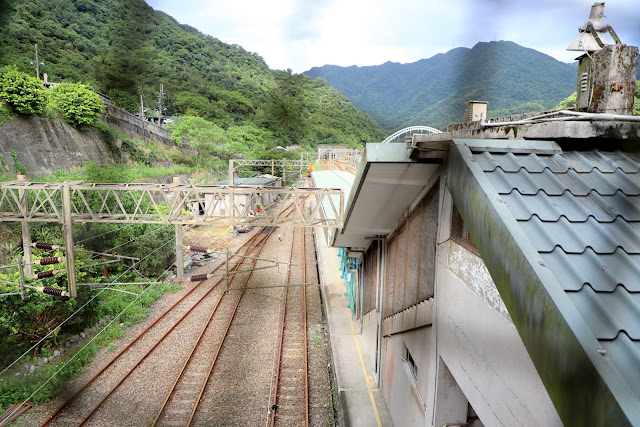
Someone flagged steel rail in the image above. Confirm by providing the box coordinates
[40,229,266,427]
[153,213,286,426]
[76,231,272,426]
[187,225,280,426]
[269,222,310,426]
[269,225,296,426]
[302,225,309,427]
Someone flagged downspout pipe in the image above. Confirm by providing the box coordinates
[366,236,386,388]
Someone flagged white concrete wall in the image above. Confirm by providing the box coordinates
[430,187,563,427]
[381,327,431,427]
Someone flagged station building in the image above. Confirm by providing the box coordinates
[314,110,640,426]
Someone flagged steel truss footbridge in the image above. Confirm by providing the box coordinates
[0,178,343,297]
[381,126,442,144]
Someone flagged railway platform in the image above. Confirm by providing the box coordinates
[314,226,393,427]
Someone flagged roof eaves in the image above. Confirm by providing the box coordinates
[446,142,640,425]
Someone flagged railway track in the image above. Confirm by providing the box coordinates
[34,195,336,426]
[40,221,277,426]
[268,220,310,426]
[152,225,280,426]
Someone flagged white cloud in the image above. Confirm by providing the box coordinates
[146,0,640,72]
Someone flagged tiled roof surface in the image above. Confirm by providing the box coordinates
[475,149,640,400]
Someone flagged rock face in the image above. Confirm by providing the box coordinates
[0,116,113,176]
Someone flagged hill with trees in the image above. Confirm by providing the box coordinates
[0,0,386,149]
[305,41,580,131]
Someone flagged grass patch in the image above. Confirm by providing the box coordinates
[0,103,15,125]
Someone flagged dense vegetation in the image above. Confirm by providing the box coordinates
[0,0,386,146]
[305,41,580,131]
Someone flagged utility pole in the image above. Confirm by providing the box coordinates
[157,83,164,125]
[139,87,146,141]
[35,44,39,79]
[31,44,44,80]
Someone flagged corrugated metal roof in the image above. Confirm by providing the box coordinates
[473,148,640,416]
[219,177,278,185]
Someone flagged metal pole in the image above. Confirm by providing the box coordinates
[18,260,25,300]
[225,247,230,293]
[62,181,77,297]
[18,175,33,278]
[173,177,184,279]
[34,44,40,79]
[271,159,275,178]
[376,238,386,387]
[229,160,235,225]
[282,159,286,185]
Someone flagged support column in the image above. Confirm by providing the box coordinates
[17,175,33,277]
[62,181,77,297]
[282,159,286,185]
[228,160,235,225]
[173,177,184,279]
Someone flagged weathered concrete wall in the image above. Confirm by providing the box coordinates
[432,240,563,426]
[382,327,430,427]
[589,45,639,114]
[0,116,113,176]
[103,104,173,146]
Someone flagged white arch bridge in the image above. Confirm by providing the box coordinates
[381,126,442,144]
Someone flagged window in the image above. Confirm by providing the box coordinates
[451,204,478,254]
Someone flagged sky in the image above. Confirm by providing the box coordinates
[146,0,640,73]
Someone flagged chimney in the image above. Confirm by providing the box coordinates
[465,101,488,122]
[567,2,639,114]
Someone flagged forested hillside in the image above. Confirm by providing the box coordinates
[305,41,579,131]
[0,0,386,147]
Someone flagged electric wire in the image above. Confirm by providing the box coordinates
[104,224,167,253]
[1,234,177,423]
[0,229,173,378]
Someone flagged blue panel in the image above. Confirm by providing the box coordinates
[486,168,588,195]
[567,287,640,340]
[540,247,640,292]
[561,151,640,173]
[502,191,613,222]
[601,335,640,399]
[475,151,568,173]
[519,217,640,254]
[470,148,640,413]
[576,169,640,196]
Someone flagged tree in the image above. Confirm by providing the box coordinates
[49,83,104,126]
[0,65,47,115]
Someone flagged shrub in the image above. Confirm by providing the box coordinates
[0,65,47,115]
[49,83,104,127]
[10,150,26,175]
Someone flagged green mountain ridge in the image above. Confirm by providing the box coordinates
[305,41,580,131]
[0,0,386,149]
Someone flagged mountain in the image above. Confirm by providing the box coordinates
[0,0,386,147]
[305,41,579,131]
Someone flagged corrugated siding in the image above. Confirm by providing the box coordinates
[384,184,438,317]
[364,241,378,315]
[476,149,640,401]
